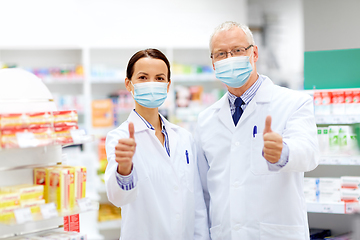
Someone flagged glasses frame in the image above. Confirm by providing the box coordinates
[211,44,254,59]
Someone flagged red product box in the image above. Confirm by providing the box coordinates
[345,91,353,104]
[53,110,78,128]
[0,113,28,130]
[332,90,345,104]
[27,112,53,129]
[353,90,360,103]
[321,91,332,105]
[313,91,322,106]
[1,127,54,149]
[54,126,79,144]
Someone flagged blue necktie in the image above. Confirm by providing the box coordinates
[233,97,244,126]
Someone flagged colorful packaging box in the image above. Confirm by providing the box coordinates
[0,192,20,208]
[48,166,75,211]
[1,127,54,149]
[54,126,78,144]
[1,184,44,202]
[20,199,46,214]
[27,112,53,129]
[0,113,28,130]
[53,110,78,128]
[74,166,87,200]
[0,205,19,223]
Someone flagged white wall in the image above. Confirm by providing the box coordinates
[304,0,360,51]
[248,0,304,89]
[0,0,247,48]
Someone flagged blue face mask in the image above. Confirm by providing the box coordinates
[131,82,168,108]
[214,56,253,88]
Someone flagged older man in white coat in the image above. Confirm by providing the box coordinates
[195,21,319,240]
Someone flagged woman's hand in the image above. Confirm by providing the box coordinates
[115,122,136,175]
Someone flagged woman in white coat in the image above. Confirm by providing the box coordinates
[105,49,209,240]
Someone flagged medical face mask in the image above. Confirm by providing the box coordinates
[131,81,168,108]
[214,56,253,88]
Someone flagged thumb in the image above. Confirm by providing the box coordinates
[263,115,272,135]
[128,122,135,139]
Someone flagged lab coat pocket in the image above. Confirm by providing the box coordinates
[260,222,305,240]
[210,224,221,240]
[251,135,273,175]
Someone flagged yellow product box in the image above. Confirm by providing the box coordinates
[20,199,46,214]
[1,184,44,201]
[48,166,75,212]
[74,166,87,200]
[34,167,55,203]
[0,205,19,223]
[0,192,20,208]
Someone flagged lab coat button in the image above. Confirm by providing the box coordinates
[174,185,179,191]
[176,214,180,220]
[235,142,240,147]
[233,224,241,231]
[233,182,240,188]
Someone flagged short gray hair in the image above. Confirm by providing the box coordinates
[210,21,255,51]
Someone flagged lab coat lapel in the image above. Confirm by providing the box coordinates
[167,126,178,161]
[159,114,179,161]
[236,76,274,126]
[217,92,236,133]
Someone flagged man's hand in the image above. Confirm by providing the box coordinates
[115,122,136,175]
[263,116,283,163]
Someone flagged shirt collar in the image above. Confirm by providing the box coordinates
[228,74,264,106]
[128,109,175,133]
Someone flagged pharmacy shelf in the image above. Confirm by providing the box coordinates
[316,115,360,125]
[43,79,84,84]
[0,217,63,239]
[319,156,360,165]
[307,201,359,214]
[98,219,121,230]
[0,200,99,239]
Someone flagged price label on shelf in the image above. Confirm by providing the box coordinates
[350,157,360,165]
[319,156,331,165]
[331,157,341,165]
[16,132,38,148]
[40,203,58,219]
[77,197,93,212]
[70,129,86,144]
[14,207,33,224]
[321,204,333,213]
[345,202,359,214]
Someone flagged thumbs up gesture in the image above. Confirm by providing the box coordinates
[115,122,137,175]
[263,116,283,163]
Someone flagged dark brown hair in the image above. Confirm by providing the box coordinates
[126,48,171,81]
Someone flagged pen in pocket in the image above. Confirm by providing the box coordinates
[185,150,189,164]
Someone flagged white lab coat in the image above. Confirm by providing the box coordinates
[105,110,210,240]
[195,75,319,240]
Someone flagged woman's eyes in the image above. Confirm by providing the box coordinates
[137,76,166,81]
[156,77,166,81]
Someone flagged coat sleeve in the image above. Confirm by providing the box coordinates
[191,134,211,240]
[194,126,211,231]
[280,95,320,173]
[104,127,138,207]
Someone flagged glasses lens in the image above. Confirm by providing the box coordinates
[232,48,246,56]
[214,52,226,60]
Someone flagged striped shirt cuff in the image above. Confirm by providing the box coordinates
[267,142,289,171]
[115,166,137,190]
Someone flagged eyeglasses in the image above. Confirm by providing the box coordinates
[211,45,253,60]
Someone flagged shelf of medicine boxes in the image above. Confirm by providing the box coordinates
[315,113,360,165]
[0,141,97,239]
[306,201,360,214]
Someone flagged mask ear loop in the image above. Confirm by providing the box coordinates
[129,80,135,97]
